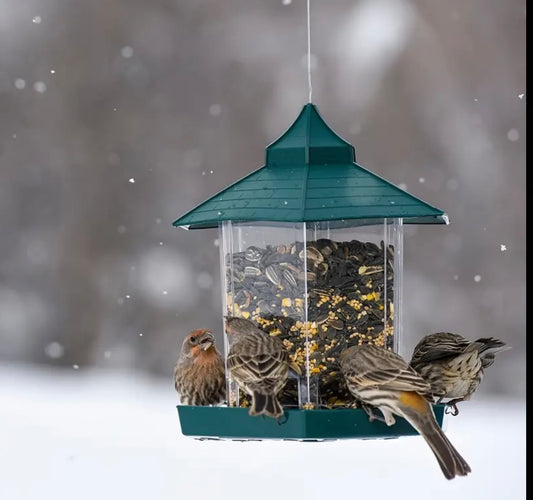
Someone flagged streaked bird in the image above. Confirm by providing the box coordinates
[410,332,510,415]
[174,329,226,406]
[225,316,290,419]
[340,343,471,480]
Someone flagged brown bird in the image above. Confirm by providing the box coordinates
[340,343,471,480]
[174,329,226,406]
[225,316,290,419]
[410,332,510,415]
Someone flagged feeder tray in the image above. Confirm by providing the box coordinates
[177,405,446,441]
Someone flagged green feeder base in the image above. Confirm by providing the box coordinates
[177,405,446,441]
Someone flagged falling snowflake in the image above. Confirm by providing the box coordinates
[14,79,26,89]
[418,177,425,183]
[104,351,112,359]
[128,178,135,183]
[474,275,482,283]
[72,364,80,370]
[518,93,524,99]
[32,16,42,24]
[507,129,520,142]
[121,46,134,58]
[45,342,64,359]
[453,275,459,281]
[50,69,56,74]
[282,0,292,4]
[33,81,47,93]
[500,244,507,251]
[209,104,222,116]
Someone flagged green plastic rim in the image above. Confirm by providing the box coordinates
[177,405,446,441]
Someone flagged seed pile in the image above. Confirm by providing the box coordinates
[225,238,395,408]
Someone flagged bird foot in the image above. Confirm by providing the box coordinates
[445,402,460,416]
[361,403,388,424]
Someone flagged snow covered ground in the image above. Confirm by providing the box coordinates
[0,363,526,500]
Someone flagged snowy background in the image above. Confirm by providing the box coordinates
[0,1,526,498]
[0,364,526,500]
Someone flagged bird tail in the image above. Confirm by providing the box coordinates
[471,337,510,368]
[401,400,471,479]
[249,393,284,419]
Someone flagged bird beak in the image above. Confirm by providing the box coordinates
[199,331,215,350]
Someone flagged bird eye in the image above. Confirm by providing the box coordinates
[189,336,197,344]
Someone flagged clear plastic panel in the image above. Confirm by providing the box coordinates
[219,219,404,410]
[388,219,404,353]
[303,220,402,407]
[220,221,310,408]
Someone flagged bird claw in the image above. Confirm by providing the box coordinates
[361,403,388,424]
[445,403,460,416]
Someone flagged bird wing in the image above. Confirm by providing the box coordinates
[228,350,289,383]
[226,326,290,390]
[347,366,431,393]
[343,346,431,394]
[411,335,471,365]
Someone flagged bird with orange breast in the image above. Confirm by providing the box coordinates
[174,329,226,406]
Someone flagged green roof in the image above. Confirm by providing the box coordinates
[173,104,448,229]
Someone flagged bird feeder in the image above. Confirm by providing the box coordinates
[173,103,448,440]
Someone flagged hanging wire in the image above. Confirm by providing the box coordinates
[307,0,313,102]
